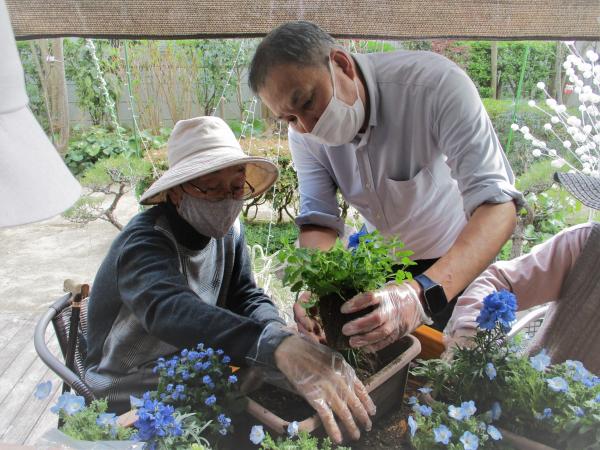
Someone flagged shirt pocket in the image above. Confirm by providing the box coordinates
[382,163,439,228]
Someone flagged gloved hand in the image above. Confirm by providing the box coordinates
[274,335,376,443]
[440,296,481,361]
[293,291,327,344]
[341,282,432,352]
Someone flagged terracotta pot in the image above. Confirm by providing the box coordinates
[413,325,445,359]
[246,334,421,437]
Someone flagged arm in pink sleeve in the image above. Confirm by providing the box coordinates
[445,223,593,337]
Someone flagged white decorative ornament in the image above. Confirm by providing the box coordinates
[543,123,552,130]
[551,116,560,124]
[510,123,519,131]
[520,126,530,134]
[562,141,572,149]
[536,82,546,90]
[532,149,542,157]
[546,99,557,108]
[528,100,536,107]
[551,158,566,168]
[549,149,558,156]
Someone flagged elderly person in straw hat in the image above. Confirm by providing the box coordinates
[444,171,600,374]
[84,116,375,443]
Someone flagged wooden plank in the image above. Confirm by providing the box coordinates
[0,335,41,405]
[23,384,60,446]
[0,316,29,352]
[0,319,35,376]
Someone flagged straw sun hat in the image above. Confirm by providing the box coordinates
[140,116,278,205]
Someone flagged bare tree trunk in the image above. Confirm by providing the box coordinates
[553,41,564,104]
[491,41,498,99]
[510,203,534,259]
[52,39,70,155]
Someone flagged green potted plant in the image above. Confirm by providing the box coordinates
[277,230,415,350]
[408,291,600,449]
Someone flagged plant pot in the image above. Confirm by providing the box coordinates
[246,334,421,438]
[499,428,558,450]
[36,428,142,449]
[413,325,445,359]
[318,289,374,351]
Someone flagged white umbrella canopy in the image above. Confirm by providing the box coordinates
[6,0,600,41]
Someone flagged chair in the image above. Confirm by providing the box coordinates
[34,283,95,404]
[507,304,550,343]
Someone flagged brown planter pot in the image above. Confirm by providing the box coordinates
[318,289,374,351]
[246,334,421,438]
[499,428,558,450]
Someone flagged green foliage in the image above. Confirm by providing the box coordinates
[260,430,350,450]
[79,154,153,189]
[17,42,48,131]
[228,119,266,138]
[243,221,298,255]
[63,39,122,126]
[60,399,134,441]
[277,231,414,305]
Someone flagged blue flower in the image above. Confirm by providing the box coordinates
[407,396,418,405]
[203,375,214,388]
[476,290,517,331]
[460,431,479,450]
[97,413,117,428]
[206,348,214,357]
[181,370,190,381]
[418,386,432,394]
[491,402,502,421]
[595,393,600,403]
[347,227,369,249]
[218,413,232,428]
[417,405,432,417]
[530,349,551,372]
[167,368,175,378]
[222,355,231,364]
[193,362,203,372]
[130,395,144,408]
[51,392,85,416]
[487,425,502,441]
[574,406,585,417]
[460,400,477,419]
[433,424,452,445]
[188,351,200,361]
[547,376,569,393]
[485,362,497,380]
[536,408,553,420]
[134,398,182,443]
[34,381,52,400]
[249,425,265,445]
[407,415,417,437]
[216,349,224,355]
[228,375,238,384]
[205,395,216,406]
[448,405,465,421]
[181,349,188,357]
[287,420,299,437]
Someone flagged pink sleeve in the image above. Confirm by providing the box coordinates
[446,223,593,334]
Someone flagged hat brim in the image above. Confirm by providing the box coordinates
[139,151,279,205]
[0,106,81,228]
[554,171,600,210]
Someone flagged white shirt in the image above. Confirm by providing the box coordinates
[289,50,523,259]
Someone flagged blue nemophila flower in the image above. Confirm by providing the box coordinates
[96,412,117,428]
[181,349,188,357]
[187,351,200,361]
[206,348,214,357]
[433,424,452,445]
[574,406,585,417]
[287,420,299,437]
[530,349,551,372]
[407,396,418,405]
[491,402,502,421]
[487,425,502,441]
[418,386,432,394]
[205,395,216,406]
[51,392,85,415]
[34,380,52,400]
[417,405,433,417]
[222,355,231,364]
[167,368,175,378]
[476,290,517,331]
[347,227,369,249]
[181,370,190,381]
[536,408,553,420]
[460,400,477,419]
[134,397,182,443]
[547,376,569,393]
[249,425,265,445]
[130,395,144,409]
[228,375,238,384]
[193,362,203,372]
[166,384,174,392]
[448,404,465,421]
[460,431,479,450]
[407,415,417,437]
[216,349,224,355]
[218,413,232,428]
[202,375,214,388]
[485,362,497,380]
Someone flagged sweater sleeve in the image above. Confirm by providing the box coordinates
[116,228,287,367]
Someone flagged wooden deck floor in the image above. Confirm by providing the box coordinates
[0,313,61,446]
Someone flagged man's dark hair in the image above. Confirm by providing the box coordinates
[249,21,336,93]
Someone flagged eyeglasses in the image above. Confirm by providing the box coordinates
[186,179,255,201]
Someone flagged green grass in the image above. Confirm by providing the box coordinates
[243,220,298,255]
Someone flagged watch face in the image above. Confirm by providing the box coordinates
[425,284,447,315]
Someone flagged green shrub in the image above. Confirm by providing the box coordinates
[243,221,298,255]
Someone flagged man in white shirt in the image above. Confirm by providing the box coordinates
[249,21,523,352]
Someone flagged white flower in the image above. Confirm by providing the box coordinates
[563,61,572,70]
[563,141,572,149]
[510,123,520,131]
[524,133,533,141]
[567,116,581,126]
[528,100,536,107]
[551,116,560,124]
[586,50,599,62]
[536,81,546,90]
[551,158,566,168]
[249,425,265,445]
[520,126,530,133]
[532,149,542,157]
[583,124,593,134]
[287,421,299,437]
[543,123,552,130]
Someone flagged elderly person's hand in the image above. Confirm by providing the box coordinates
[274,335,376,443]
[340,282,431,352]
[293,291,327,344]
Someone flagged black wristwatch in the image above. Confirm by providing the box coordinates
[414,274,448,318]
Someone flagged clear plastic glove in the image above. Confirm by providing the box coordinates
[274,335,376,443]
[341,282,432,352]
[440,298,481,361]
[293,291,327,344]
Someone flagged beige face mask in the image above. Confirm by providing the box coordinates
[177,194,243,238]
